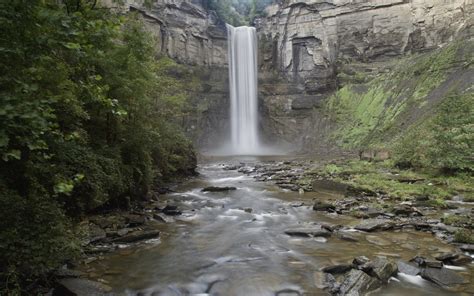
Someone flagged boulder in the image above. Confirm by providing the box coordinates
[421,267,467,287]
[354,219,394,232]
[54,278,111,296]
[322,264,353,274]
[162,205,182,216]
[124,214,146,227]
[284,226,331,238]
[313,201,336,212]
[201,186,237,192]
[396,261,420,276]
[449,254,472,266]
[338,269,381,296]
[111,230,160,243]
[370,258,398,282]
[88,224,106,243]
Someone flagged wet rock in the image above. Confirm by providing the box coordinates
[353,256,370,267]
[324,273,340,294]
[421,267,467,287]
[313,201,336,212]
[449,254,472,266]
[117,228,130,237]
[338,269,381,296]
[153,213,174,223]
[337,232,359,242]
[458,244,474,252]
[162,205,182,216]
[410,255,426,266]
[124,214,146,227]
[366,235,391,246]
[243,208,253,213]
[54,278,111,296]
[397,261,420,276]
[284,226,331,238]
[201,186,237,192]
[370,258,398,282]
[322,264,353,274]
[425,260,443,269]
[392,205,423,217]
[435,253,459,261]
[111,230,160,243]
[88,224,106,243]
[354,219,394,232]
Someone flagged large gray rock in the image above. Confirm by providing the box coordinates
[370,258,398,282]
[421,267,467,287]
[396,261,420,276]
[354,219,394,232]
[54,278,112,296]
[338,269,381,296]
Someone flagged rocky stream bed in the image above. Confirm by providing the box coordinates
[53,157,473,295]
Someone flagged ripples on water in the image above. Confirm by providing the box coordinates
[85,160,473,295]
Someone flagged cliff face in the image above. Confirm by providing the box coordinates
[112,0,231,148]
[257,0,474,150]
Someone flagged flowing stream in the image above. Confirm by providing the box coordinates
[86,157,473,295]
[227,25,260,154]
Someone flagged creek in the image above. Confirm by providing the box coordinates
[85,157,473,295]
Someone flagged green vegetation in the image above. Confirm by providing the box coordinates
[326,41,472,157]
[309,161,474,203]
[454,229,474,244]
[206,0,274,26]
[394,92,473,172]
[0,0,196,292]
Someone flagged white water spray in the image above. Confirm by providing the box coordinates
[227,24,260,154]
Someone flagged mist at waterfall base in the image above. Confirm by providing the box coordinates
[206,25,286,156]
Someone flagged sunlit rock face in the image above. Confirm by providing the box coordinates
[256,0,473,150]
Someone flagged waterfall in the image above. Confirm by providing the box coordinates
[227,24,260,154]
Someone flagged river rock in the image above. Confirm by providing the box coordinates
[322,264,353,274]
[370,258,398,282]
[153,213,174,223]
[88,224,106,243]
[201,186,237,192]
[396,261,420,276]
[111,230,160,243]
[54,278,112,296]
[365,235,391,246]
[392,205,423,217]
[313,201,336,212]
[449,254,472,266]
[124,214,146,227]
[162,205,182,216]
[458,244,474,252]
[338,269,381,296]
[284,226,331,238]
[421,267,467,287]
[354,219,394,232]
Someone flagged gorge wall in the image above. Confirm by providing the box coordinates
[257,0,474,151]
[116,0,473,153]
[109,0,231,148]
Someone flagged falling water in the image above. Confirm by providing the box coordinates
[227,24,260,154]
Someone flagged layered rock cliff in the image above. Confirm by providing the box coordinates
[106,0,231,148]
[257,0,474,151]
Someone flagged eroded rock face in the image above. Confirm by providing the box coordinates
[259,0,472,83]
[257,0,473,149]
[106,1,230,149]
